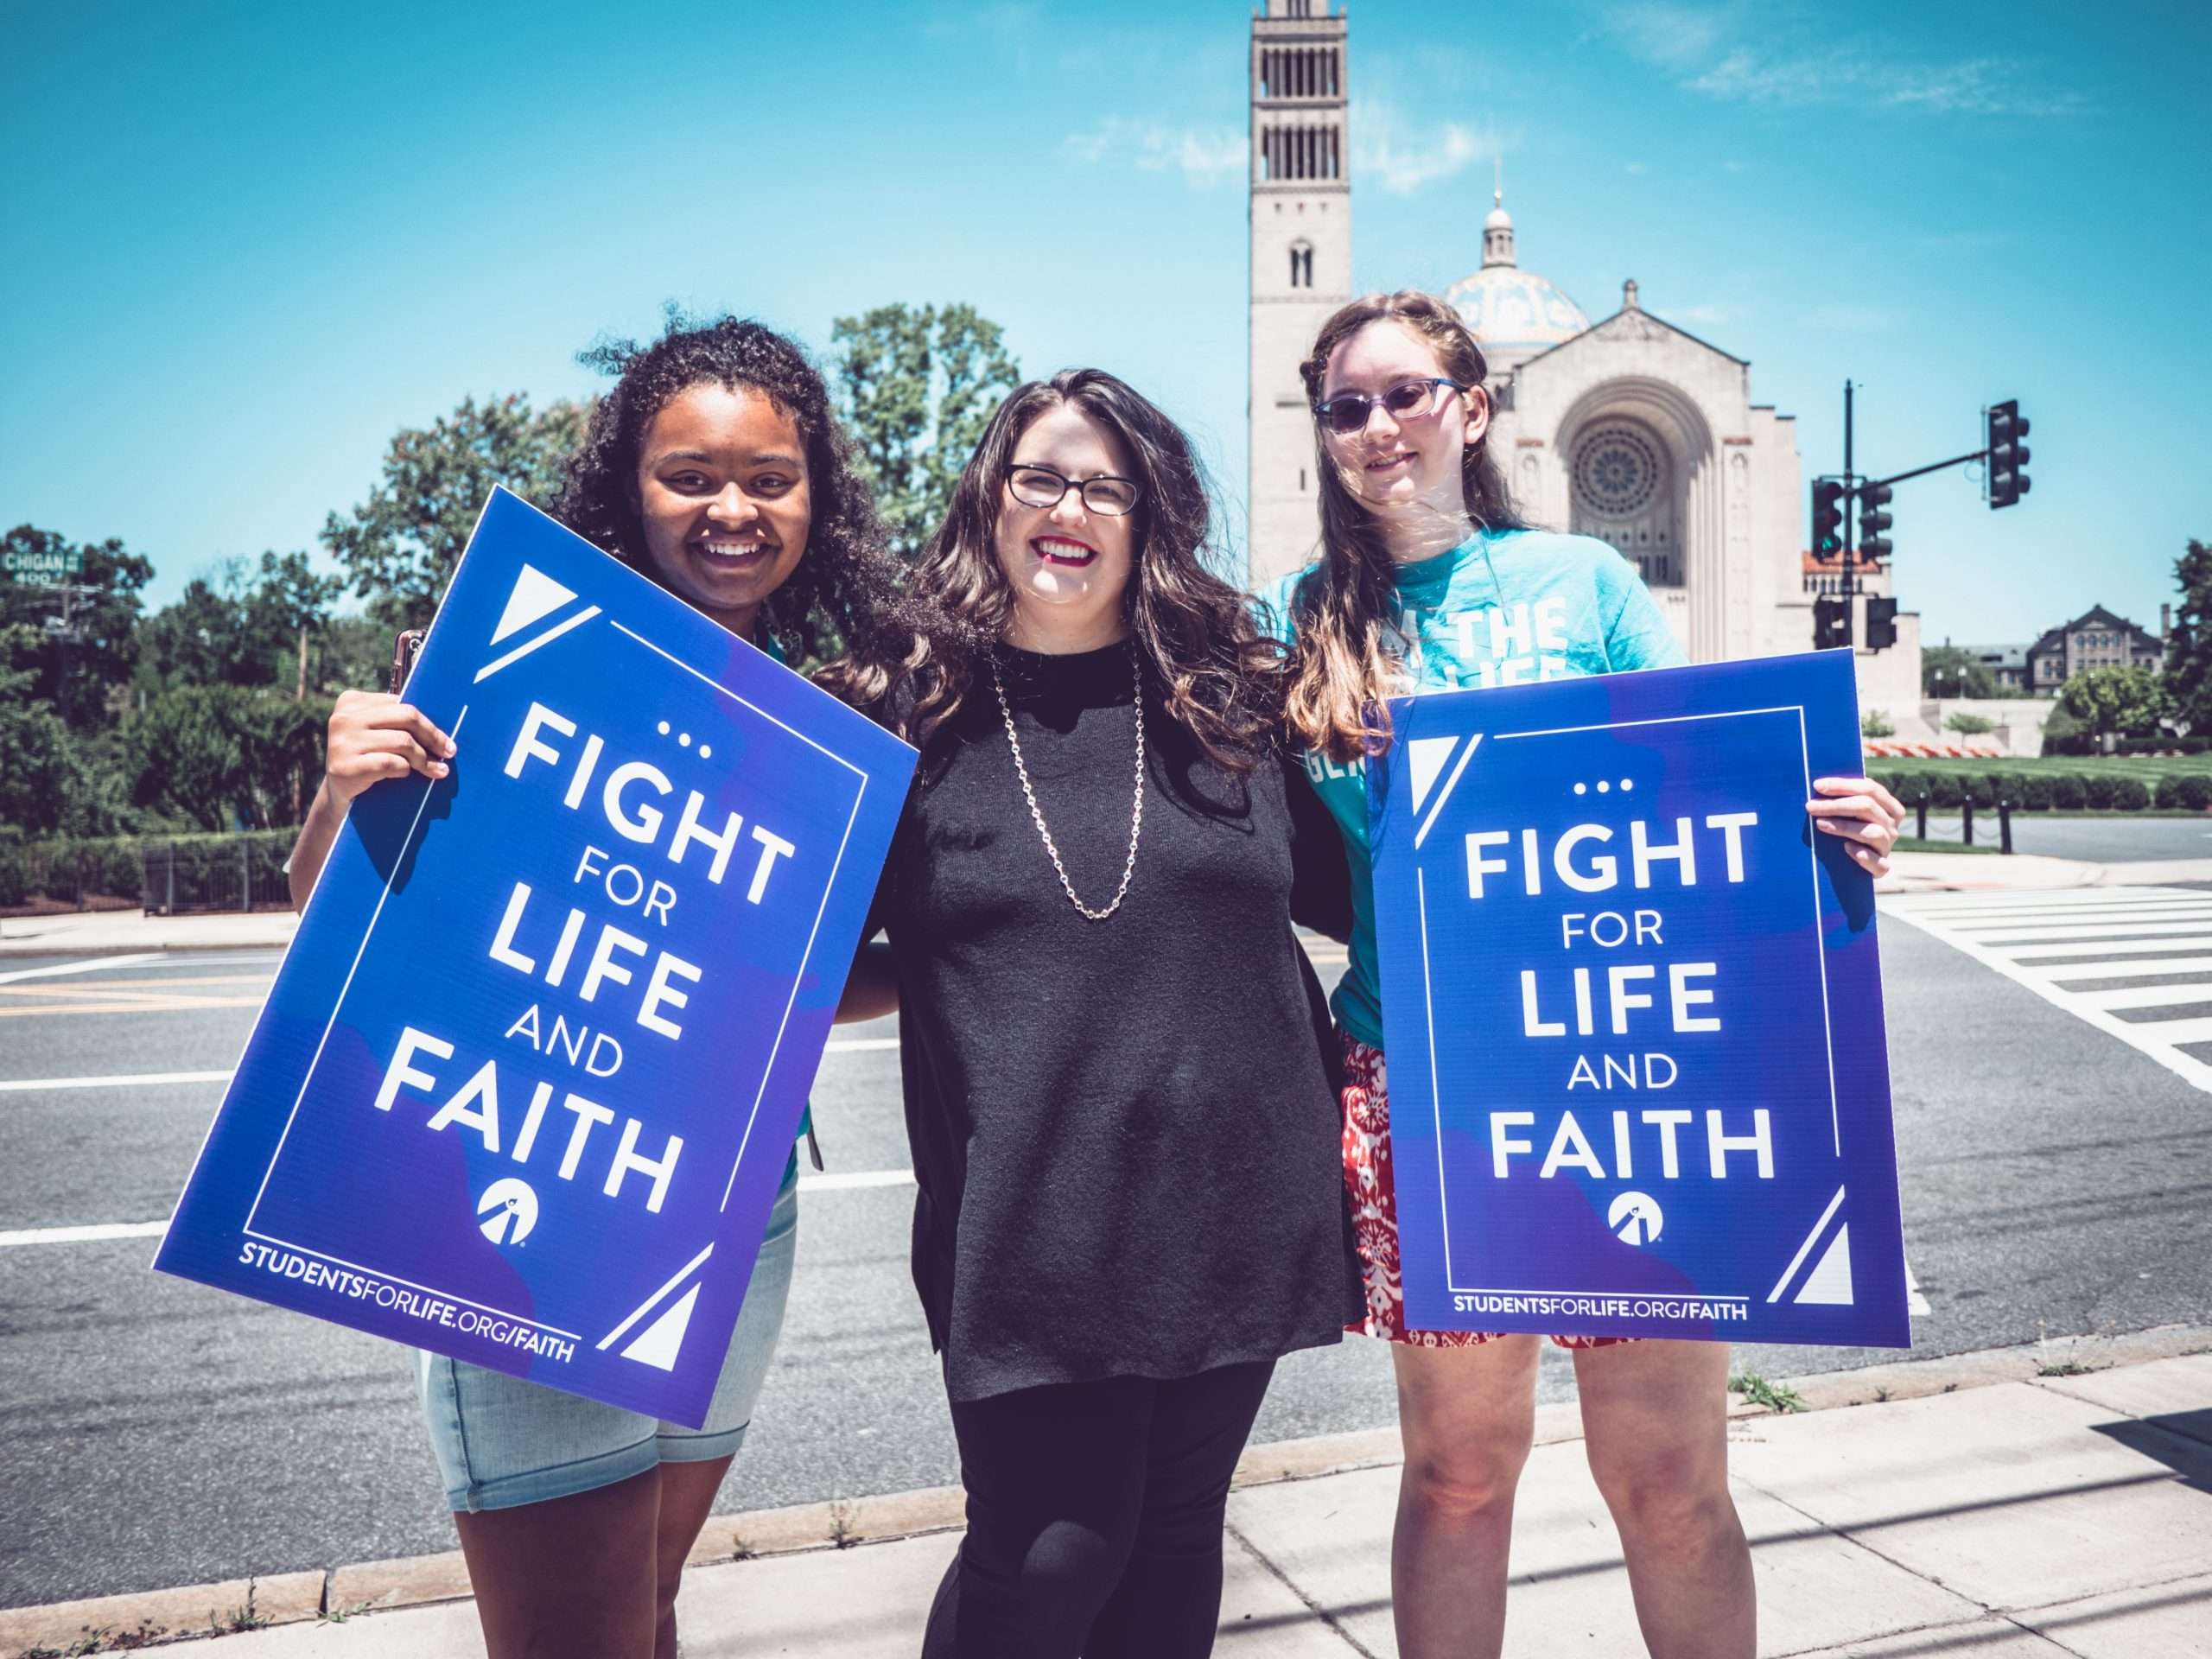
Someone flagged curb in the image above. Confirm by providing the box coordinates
[7,1321,2207,1656]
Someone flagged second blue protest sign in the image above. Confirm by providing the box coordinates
[156,488,916,1425]
[1369,649,1908,1346]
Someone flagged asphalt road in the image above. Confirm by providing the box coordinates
[3,918,2209,1608]
[1915,811,2212,862]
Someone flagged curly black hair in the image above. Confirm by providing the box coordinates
[554,309,900,667]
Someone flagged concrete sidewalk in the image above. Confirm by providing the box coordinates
[0,907,296,958]
[8,1328,2206,1658]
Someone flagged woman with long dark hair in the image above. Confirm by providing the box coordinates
[823,368,1362,1658]
[1259,290,1905,1659]
[286,314,900,1659]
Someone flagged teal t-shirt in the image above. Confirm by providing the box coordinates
[1256,527,1687,1048]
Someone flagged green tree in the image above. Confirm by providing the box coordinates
[317,613,402,696]
[2164,538,2212,732]
[2059,664,2171,743]
[1943,710,1997,735]
[1921,645,1999,701]
[140,551,340,696]
[0,526,152,728]
[830,302,1021,560]
[1859,709,1896,738]
[127,684,331,831]
[0,642,73,836]
[322,395,590,632]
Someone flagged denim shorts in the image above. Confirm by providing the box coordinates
[416,1166,800,1512]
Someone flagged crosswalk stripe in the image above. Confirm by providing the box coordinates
[1890,886,2212,1053]
[1883,886,2212,1095]
[2034,956,2212,982]
[2006,936,2212,961]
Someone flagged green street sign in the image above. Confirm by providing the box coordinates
[1,545,84,581]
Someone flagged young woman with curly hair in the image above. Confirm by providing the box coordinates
[285,314,901,1659]
[823,369,1363,1658]
[1257,290,1906,1659]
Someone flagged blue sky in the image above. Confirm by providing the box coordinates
[3,0,2203,649]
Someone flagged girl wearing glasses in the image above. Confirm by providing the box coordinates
[822,368,1362,1658]
[1257,291,1904,1659]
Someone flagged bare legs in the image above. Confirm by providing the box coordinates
[1576,1341,1752,1659]
[453,1453,735,1659]
[1388,1338,1752,1659]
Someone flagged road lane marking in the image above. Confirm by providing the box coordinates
[0,1069,236,1094]
[0,995,268,1019]
[0,1037,901,1096]
[1885,886,2212,1094]
[0,1167,920,1249]
[0,953,162,986]
[0,1219,170,1247]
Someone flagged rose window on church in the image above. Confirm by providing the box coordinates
[1570,422,1679,586]
[1572,427,1662,519]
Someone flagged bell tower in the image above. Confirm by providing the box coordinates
[1247,0,1350,587]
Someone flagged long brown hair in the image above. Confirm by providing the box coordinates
[1281,290,1527,764]
[823,369,1282,771]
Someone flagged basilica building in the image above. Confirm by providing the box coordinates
[1245,0,1922,721]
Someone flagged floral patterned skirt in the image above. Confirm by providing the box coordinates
[1339,1032,1637,1351]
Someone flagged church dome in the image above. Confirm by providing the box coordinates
[1445,265,1591,357]
[1446,182,1590,365]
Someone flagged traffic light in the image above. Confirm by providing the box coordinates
[1814,596,1852,650]
[1811,479,1845,560]
[1988,399,2031,509]
[1864,596,1898,651]
[1858,482,1893,561]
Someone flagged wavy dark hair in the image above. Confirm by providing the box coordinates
[821,368,1280,771]
[1283,289,1529,763]
[554,311,899,666]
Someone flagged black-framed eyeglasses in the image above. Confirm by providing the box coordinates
[1006,464,1142,517]
[1311,377,1469,435]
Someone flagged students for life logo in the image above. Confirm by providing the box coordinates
[476,1179,539,1245]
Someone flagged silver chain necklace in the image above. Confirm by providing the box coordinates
[990,643,1146,922]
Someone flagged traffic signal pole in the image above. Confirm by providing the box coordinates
[1807,388,2032,653]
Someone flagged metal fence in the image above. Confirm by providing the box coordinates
[141,836,294,914]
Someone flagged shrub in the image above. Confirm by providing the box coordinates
[2010,772,2056,811]
[1870,771,1913,811]
[2105,776,2152,811]
[2048,773,2088,810]
[1922,772,1963,810]
[1945,712,1997,735]
[2083,772,2120,810]
[1860,709,1896,739]
[0,831,296,914]
[2158,773,2212,811]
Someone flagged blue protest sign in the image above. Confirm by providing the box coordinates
[1369,650,1907,1346]
[156,488,915,1425]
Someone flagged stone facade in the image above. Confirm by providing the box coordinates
[1242,3,1923,722]
[2024,605,2165,696]
[1246,0,1349,587]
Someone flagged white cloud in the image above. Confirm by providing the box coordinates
[1061,118,1249,188]
[1352,103,1504,196]
[1672,303,1730,326]
[1595,4,2088,117]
